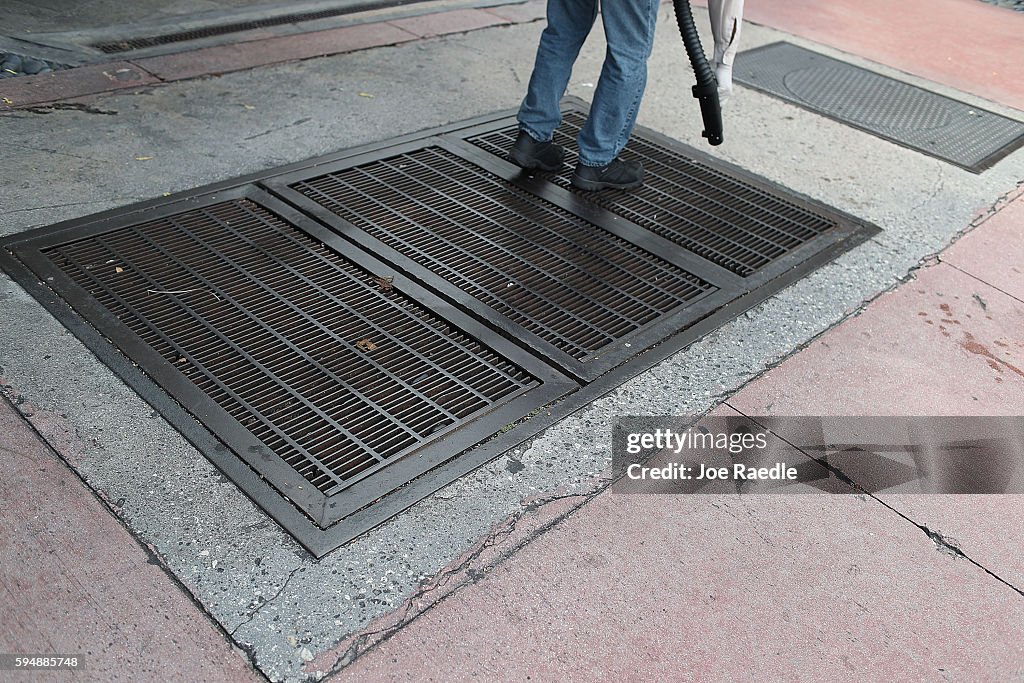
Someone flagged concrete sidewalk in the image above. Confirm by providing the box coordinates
[332,180,1024,683]
[1,0,1023,680]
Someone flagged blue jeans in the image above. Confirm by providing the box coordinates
[517,0,659,167]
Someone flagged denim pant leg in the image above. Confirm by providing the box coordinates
[517,0,599,143]
[576,0,659,166]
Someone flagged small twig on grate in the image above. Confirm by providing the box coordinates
[146,288,223,302]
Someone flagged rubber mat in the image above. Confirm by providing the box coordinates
[0,99,878,555]
[733,42,1024,173]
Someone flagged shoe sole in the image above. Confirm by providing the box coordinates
[509,148,563,174]
[570,174,644,192]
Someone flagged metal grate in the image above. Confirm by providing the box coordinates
[733,42,1024,173]
[2,101,879,553]
[291,147,715,361]
[42,198,537,496]
[468,111,837,276]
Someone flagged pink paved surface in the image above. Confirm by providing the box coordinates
[333,193,1024,683]
[0,63,157,110]
[725,195,1024,598]
[336,476,1024,681]
[729,263,1024,417]
[0,396,258,682]
[943,191,1024,302]
[388,8,509,38]
[696,0,1024,111]
[133,21,419,82]
[727,194,1024,417]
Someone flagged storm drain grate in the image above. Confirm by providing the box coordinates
[1,100,878,555]
[468,111,837,276]
[733,41,1024,173]
[45,197,540,494]
[288,146,717,370]
[8,188,572,542]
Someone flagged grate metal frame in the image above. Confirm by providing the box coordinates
[733,42,1024,174]
[0,98,879,556]
[1,185,576,554]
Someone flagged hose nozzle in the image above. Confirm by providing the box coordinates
[673,0,724,146]
[692,81,724,146]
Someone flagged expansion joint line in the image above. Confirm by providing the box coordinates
[726,404,1024,599]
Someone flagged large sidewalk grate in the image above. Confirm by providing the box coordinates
[44,198,541,498]
[4,188,574,540]
[288,146,716,371]
[733,42,1024,173]
[0,99,878,555]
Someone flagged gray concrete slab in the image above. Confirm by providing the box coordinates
[1,9,1022,682]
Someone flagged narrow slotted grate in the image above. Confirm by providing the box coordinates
[291,146,715,361]
[43,198,537,496]
[468,111,837,276]
[733,42,1024,173]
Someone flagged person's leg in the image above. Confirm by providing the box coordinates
[574,0,659,167]
[707,0,744,103]
[517,0,599,142]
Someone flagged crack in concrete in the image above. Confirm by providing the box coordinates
[318,488,598,677]
[966,179,1024,231]
[2,199,111,215]
[230,562,306,638]
[943,263,1024,306]
[2,141,95,161]
[243,117,313,141]
[927,177,1024,266]
[709,500,777,547]
[726,406,1024,599]
[508,63,522,86]
[0,438,46,463]
[885,504,1023,597]
[906,164,947,218]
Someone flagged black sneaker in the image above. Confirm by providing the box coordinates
[571,158,644,191]
[509,130,565,172]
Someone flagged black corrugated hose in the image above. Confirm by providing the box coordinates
[673,0,724,145]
